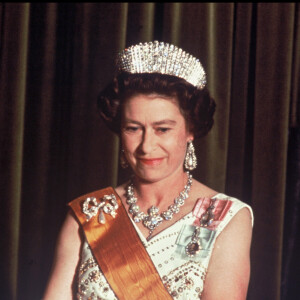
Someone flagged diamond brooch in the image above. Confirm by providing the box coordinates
[82,194,118,224]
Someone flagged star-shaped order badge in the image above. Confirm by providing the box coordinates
[175,197,232,260]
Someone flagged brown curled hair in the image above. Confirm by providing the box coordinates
[97,72,216,139]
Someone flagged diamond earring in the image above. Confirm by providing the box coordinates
[184,141,197,171]
[120,149,129,169]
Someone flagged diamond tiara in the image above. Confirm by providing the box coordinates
[116,41,206,90]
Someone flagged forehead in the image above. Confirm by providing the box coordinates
[122,94,182,118]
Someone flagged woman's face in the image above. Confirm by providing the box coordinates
[121,94,193,183]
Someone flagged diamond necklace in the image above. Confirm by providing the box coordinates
[126,172,193,240]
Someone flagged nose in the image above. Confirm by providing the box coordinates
[139,129,156,154]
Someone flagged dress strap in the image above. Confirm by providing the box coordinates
[68,187,172,300]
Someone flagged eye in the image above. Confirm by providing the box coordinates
[124,126,140,132]
[156,127,171,133]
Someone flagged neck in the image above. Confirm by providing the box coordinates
[132,170,190,209]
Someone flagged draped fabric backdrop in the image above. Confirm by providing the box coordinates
[0,3,299,300]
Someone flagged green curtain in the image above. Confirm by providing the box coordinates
[0,3,299,300]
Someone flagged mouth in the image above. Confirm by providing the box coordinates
[138,158,164,166]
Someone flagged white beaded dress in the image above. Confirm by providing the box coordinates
[76,193,253,300]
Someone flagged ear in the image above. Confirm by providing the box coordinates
[185,121,194,142]
[187,131,194,143]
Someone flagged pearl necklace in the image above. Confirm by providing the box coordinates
[126,172,193,240]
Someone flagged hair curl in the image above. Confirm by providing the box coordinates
[97,72,216,139]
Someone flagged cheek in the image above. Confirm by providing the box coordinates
[167,133,188,155]
[179,136,189,147]
[177,130,190,146]
[121,134,139,153]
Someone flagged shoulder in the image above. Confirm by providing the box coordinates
[189,179,218,200]
[68,186,118,221]
[188,178,253,227]
[210,194,253,271]
[69,186,116,206]
[215,193,253,228]
[115,182,128,199]
[210,193,253,276]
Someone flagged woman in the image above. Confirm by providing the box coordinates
[43,41,253,299]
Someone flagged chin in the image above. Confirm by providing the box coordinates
[133,165,182,184]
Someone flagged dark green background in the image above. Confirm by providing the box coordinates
[1,3,299,300]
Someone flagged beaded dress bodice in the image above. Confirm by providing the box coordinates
[76,193,253,300]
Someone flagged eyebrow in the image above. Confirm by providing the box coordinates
[123,119,177,126]
[153,120,177,126]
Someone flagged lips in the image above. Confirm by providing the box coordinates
[138,158,164,166]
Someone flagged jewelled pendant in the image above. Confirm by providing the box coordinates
[98,209,106,224]
[185,240,202,257]
[143,213,163,231]
[185,226,202,257]
[200,208,215,227]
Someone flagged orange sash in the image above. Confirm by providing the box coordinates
[68,187,172,300]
